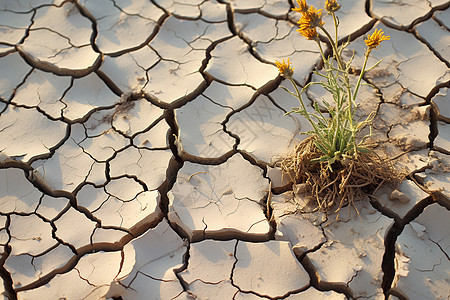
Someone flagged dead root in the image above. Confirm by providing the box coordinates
[278,136,404,218]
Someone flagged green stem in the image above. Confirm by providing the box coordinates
[319,26,344,71]
[288,77,322,138]
[319,25,353,116]
[318,24,351,157]
[316,40,328,69]
[332,12,338,46]
[353,49,371,101]
[320,23,359,157]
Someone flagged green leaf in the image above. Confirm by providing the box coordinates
[357,147,372,153]
[366,59,382,71]
[285,109,302,116]
[280,86,299,98]
[304,130,318,135]
[322,100,333,111]
[311,156,328,163]
[314,141,329,156]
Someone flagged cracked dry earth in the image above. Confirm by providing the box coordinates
[0,0,449,299]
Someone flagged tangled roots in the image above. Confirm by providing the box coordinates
[279,136,404,217]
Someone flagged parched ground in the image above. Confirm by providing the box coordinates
[0,0,449,299]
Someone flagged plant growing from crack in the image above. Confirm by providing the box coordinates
[277,0,402,217]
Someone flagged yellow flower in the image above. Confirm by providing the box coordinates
[292,0,309,14]
[325,0,340,13]
[275,59,295,78]
[365,29,390,49]
[297,26,318,40]
[297,6,324,31]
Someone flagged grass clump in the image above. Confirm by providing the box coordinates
[276,0,403,216]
